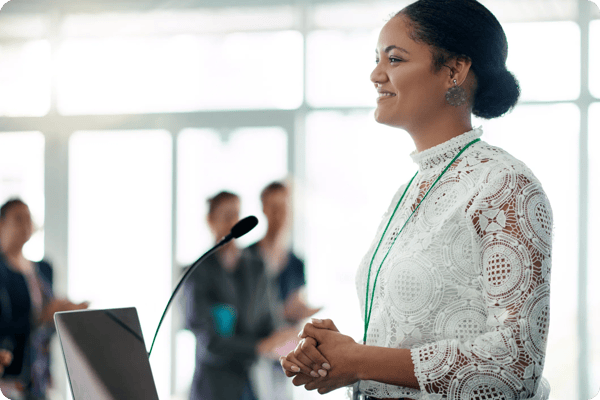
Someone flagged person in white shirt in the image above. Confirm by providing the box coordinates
[279,1,552,399]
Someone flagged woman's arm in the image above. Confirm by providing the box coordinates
[282,321,419,394]
[354,345,419,388]
[409,168,552,398]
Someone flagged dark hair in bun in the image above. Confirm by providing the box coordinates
[397,0,521,119]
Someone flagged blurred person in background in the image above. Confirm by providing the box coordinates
[246,181,321,400]
[0,198,88,400]
[184,191,299,400]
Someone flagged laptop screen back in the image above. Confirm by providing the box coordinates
[54,308,160,400]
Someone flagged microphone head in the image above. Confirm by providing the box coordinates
[231,216,258,239]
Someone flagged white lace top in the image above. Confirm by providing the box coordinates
[355,128,552,400]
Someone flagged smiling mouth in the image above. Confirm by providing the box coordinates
[377,93,396,100]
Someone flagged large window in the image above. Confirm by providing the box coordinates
[68,130,173,398]
[57,30,303,114]
[306,30,378,107]
[0,2,597,400]
[504,21,580,101]
[0,40,51,116]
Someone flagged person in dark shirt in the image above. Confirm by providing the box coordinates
[0,198,88,399]
[246,182,320,399]
[184,191,299,400]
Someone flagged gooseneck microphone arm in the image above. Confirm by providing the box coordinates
[148,215,259,357]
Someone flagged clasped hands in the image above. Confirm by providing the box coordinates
[279,319,361,394]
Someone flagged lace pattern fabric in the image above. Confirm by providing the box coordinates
[355,128,552,399]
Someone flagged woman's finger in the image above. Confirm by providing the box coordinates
[279,355,302,375]
[284,370,296,378]
[279,357,297,377]
[281,352,315,377]
[310,318,339,332]
[291,373,314,387]
[294,337,330,373]
[318,386,334,395]
[303,377,325,391]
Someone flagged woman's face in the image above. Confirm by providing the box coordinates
[0,202,34,250]
[207,198,240,242]
[370,16,449,131]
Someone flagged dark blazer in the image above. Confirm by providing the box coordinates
[0,253,54,397]
[183,249,273,400]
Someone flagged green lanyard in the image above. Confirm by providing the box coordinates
[363,138,480,344]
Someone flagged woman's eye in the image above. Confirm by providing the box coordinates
[375,57,403,65]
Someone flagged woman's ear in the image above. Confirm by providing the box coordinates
[445,56,473,87]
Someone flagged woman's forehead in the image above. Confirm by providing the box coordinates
[376,16,420,52]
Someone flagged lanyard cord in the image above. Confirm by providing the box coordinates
[362,138,480,344]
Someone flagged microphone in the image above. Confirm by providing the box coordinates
[148,215,259,357]
[225,215,259,241]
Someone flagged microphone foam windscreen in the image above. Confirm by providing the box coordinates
[231,216,258,238]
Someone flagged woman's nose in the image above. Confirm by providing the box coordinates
[370,64,386,86]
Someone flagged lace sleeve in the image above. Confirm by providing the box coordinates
[410,165,552,399]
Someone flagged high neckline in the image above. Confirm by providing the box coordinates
[410,127,483,171]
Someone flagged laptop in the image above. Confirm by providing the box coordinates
[54,307,160,400]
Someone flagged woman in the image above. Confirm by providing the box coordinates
[183,191,299,400]
[280,1,552,399]
[0,199,87,399]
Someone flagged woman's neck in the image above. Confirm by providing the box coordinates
[408,114,473,153]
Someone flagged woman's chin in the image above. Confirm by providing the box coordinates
[373,109,386,124]
[373,110,402,128]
